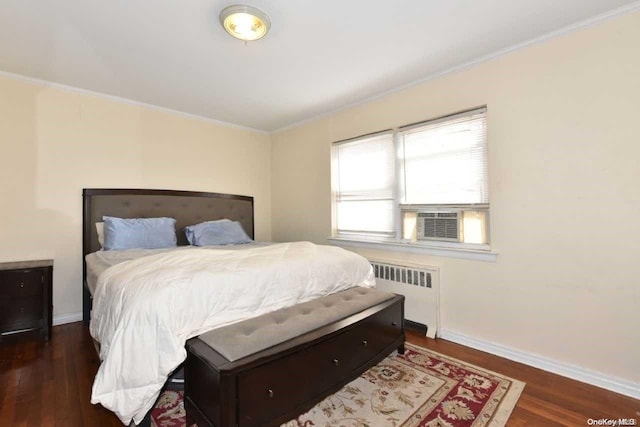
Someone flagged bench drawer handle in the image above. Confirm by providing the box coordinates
[267,389,274,398]
[362,340,368,347]
[332,359,339,366]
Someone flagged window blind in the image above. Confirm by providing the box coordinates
[400,109,488,205]
[333,132,395,235]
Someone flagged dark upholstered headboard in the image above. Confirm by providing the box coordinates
[82,188,254,322]
[83,188,254,254]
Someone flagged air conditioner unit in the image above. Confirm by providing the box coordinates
[417,211,461,242]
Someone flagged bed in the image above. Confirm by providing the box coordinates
[82,188,405,426]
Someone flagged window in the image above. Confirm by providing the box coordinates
[331,107,489,250]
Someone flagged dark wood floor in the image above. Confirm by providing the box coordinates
[0,323,638,426]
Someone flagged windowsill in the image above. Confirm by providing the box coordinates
[328,237,498,262]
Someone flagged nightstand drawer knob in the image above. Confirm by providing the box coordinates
[332,359,339,366]
[20,283,24,288]
[362,340,368,347]
[392,321,397,327]
[267,389,274,398]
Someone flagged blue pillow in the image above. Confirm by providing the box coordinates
[184,219,231,245]
[185,220,252,246]
[102,216,177,250]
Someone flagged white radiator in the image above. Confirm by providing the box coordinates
[369,259,440,339]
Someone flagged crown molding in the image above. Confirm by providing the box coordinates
[0,69,268,135]
[273,1,640,133]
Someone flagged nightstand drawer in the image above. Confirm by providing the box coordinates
[0,297,42,330]
[0,270,44,298]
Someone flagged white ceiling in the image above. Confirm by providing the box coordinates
[0,1,637,131]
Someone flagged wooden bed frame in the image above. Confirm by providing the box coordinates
[81,188,405,427]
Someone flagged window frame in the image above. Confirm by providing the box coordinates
[330,107,494,259]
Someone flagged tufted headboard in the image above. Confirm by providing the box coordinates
[82,188,254,323]
[83,188,254,254]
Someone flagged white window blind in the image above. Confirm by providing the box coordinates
[333,132,395,236]
[400,109,488,205]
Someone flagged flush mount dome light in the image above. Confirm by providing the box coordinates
[219,5,271,41]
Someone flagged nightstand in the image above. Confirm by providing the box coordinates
[0,259,53,341]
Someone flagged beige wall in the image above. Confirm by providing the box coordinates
[271,11,640,384]
[0,76,271,318]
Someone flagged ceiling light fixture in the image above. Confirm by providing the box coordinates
[219,5,271,42]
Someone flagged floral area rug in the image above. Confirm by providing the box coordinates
[152,343,524,427]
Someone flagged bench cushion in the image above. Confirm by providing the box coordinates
[198,287,394,362]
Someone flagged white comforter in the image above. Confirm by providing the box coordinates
[89,242,374,425]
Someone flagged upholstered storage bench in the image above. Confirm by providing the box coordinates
[185,287,405,427]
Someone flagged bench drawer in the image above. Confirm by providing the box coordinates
[351,299,403,365]
[237,330,349,426]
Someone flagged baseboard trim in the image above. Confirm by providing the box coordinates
[53,312,83,326]
[439,328,640,400]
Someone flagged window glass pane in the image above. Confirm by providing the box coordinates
[336,200,394,234]
[336,134,394,199]
[402,112,488,204]
[402,211,417,240]
[462,210,488,244]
